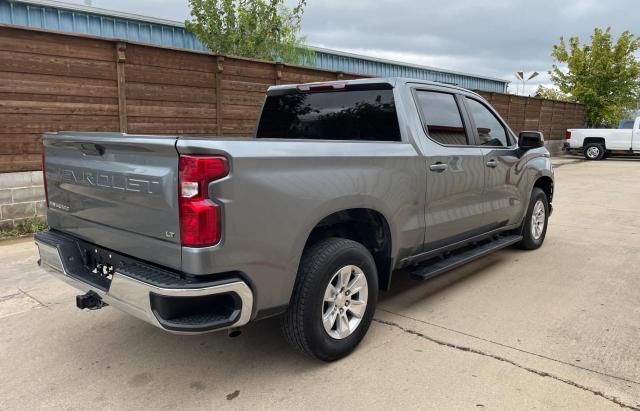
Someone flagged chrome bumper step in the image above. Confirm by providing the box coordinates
[35,230,253,334]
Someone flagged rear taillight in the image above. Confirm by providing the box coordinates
[565,130,572,140]
[42,145,49,208]
[178,155,229,247]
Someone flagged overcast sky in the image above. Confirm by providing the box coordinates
[68,0,640,94]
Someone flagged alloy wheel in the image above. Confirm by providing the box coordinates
[531,199,546,240]
[322,265,369,339]
[586,146,600,159]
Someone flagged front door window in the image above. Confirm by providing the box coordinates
[465,98,510,147]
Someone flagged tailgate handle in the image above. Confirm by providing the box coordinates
[79,143,105,156]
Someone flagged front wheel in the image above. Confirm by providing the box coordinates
[515,187,549,250]
[281,237,378,361]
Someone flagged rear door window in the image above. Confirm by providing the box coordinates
[256,86,401,141]
[414,91,469,146]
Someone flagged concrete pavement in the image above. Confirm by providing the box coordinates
[1,158,639,410]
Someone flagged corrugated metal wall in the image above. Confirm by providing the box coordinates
[312,49,506,92]
[0,1,208,51]
[0,0,509,92]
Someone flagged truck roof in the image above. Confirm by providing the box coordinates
[268,77,482,98]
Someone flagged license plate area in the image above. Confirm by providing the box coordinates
[37,230,188,292]
[37,231,116,292]
[78,246,117,291]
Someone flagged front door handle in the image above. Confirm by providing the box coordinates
[486,159,498,168]
[429,162,448,172]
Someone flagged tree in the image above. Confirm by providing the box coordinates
[534,85,574,102]
[549,27,640,127]
[185,0,313,64]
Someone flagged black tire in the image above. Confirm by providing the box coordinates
[583,143,605,160]
[281,237,378,361]
[515,187,549,250]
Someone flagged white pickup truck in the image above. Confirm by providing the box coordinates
[564,116,640,160]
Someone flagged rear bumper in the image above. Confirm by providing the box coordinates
[35,231,253,334]
[562,142,580,153]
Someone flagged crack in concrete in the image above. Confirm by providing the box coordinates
[374,318,639,410]
[0,293,22,303]
[17,288,48,309]
[377,308,640,386]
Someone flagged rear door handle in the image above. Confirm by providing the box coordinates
[486,159,498,168]
[429,162,448,172]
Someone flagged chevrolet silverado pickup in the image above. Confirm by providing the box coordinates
[564,116,640,160]
[36,78,554,361]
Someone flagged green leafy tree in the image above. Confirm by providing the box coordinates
[185,0,313,64]
[534,85,574,102]
[549,27,640,127]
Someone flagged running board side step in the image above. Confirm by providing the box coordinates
[410,235,523,281]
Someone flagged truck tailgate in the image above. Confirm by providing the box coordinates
[43,132,182,270]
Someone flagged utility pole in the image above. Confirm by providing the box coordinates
[514,72,524,95]
[525,72,539,96]
[513,71,539,96]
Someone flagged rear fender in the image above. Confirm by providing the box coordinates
[290,195,398,273]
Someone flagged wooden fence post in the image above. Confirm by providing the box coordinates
[523,97,529,134]
[275,62,283,85]
[216,56,224,136]
[535,99,542,132]
[549,101,556,139]
[506,95,513,128]
[116,42,127,133]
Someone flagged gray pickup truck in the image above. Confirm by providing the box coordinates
[35,77,554,361]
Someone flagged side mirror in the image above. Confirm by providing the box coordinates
[518,131,544,150]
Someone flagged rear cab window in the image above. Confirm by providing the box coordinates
[414,90,470,146]
[621,120,634,129]
[256,84,401,142]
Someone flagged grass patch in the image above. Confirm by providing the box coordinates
[0,217,48,240]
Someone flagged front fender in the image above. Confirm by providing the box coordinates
[522,150,554,206]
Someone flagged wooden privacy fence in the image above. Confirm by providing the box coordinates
[475,91,585,143]
[0,25,585,173]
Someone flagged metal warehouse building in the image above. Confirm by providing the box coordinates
[0,0,510,92]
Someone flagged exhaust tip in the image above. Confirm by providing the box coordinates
[228,328,242,338]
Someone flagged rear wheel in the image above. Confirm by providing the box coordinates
[584,143,605,160]
[281,238,378,361]
[515,188,549,250]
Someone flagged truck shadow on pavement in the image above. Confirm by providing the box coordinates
[54,252,508,374]
[42,253,509,393]
[379,255,505,308]
[23,244,638,408]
